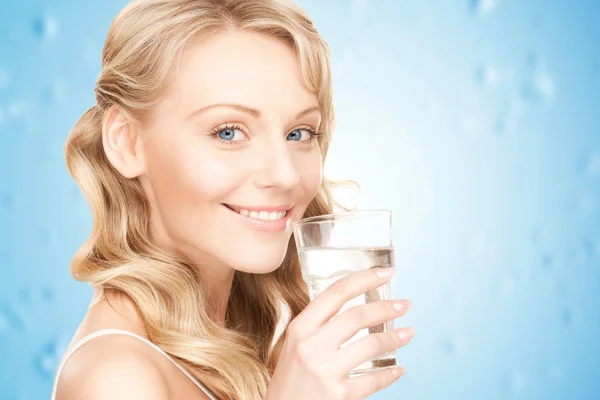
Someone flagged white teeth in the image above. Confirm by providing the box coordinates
[234,208,287,221]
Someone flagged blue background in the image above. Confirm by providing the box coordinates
[1,0,599,399]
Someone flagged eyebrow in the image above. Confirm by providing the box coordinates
[186,103,321,120]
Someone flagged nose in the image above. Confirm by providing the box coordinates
[252,139,301,190]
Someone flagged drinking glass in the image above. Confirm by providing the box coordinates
[293,210,396,375]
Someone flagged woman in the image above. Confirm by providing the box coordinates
[51,0,415,399]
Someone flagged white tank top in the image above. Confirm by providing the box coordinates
[50,328,218,400]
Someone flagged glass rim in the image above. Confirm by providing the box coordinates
[294,209,391,227]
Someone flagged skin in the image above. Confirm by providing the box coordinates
[106,30,324,323]
[56,30,414,400]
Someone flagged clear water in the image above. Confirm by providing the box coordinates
[299,247,397,375]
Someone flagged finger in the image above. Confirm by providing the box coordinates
[335,327,414,375]
[345,366,405,400]
[320,299,411,346]
[294,267,396,330]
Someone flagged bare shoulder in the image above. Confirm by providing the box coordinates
[55,334,171,400]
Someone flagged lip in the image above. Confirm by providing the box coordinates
[222,204,293,233]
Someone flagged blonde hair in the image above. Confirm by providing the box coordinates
[65,0,337,398]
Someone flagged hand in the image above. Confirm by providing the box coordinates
[266,267,414,400]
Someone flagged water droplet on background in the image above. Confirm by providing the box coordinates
[17,288,32,305]
[440,338,456,355]
[525,52,542,70]
[33,341,59,379]
[508,371,528,396]
[38,229,50,245]
[469,0,498,15]
[587,153,600,176]
[41,287,55,303]
[3,102,28,120]
[33,16,59,39]
[494,118,506,135]
[350,0,369,13]
[476,65,500,87]
[521,72,555,103]
[0,303,25,332]
[540,253,553,270]
[561,308,573,325]
[580,237,600,264]
[532,14,545,30]
[33,337,69,379]
[42,79,67,105]
[534,74,554,99]
[530,229,545,248]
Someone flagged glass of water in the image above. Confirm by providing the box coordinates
[293,209,396,376]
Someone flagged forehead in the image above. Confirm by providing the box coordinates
[163,30,318,115]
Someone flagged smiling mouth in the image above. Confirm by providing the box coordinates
[222,204,290,221]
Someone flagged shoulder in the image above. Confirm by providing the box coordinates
[55,333,171,400]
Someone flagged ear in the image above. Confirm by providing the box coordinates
[102,105,145,179]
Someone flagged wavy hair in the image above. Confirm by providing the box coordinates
[65,0,338,398]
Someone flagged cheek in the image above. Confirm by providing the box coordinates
[182,156,245,202]
[298,150,323,203]
[144,139,245,206]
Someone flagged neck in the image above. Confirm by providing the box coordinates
[147,213,237,326]
[200,265,236,326]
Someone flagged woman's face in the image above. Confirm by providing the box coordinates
[138,30,323,275]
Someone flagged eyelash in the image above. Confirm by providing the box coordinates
[208,124,243,145]
[208,124,322,145]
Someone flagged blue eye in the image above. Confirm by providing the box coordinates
[218,127,243,140]
[287,128,316,141]
[211,125,246,143]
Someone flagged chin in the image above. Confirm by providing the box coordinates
[228,243,290,274]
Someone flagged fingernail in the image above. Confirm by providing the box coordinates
[392,301,405,312]
[391,367,405,378]
[397,328,414,341]
[375,267,395,278]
